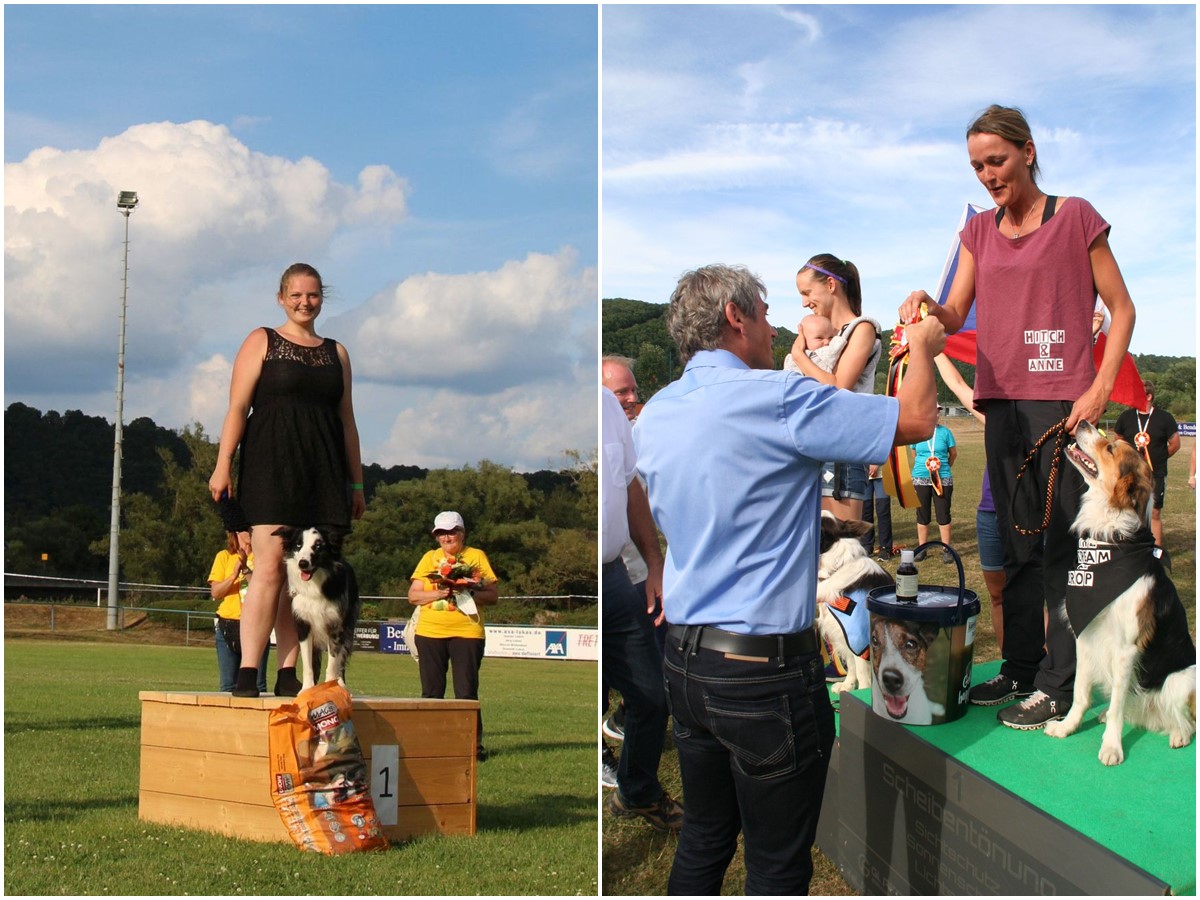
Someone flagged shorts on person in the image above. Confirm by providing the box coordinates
[975,508,1004,572]
[820,461,868,502]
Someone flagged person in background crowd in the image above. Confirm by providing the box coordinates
[1114,380,1180,555]
[599,355,650,783]
[636,264,943,894]
[910,416,957,563]
[409,511,499,762]
[899,104,1136,730]
[602,354,641,420]
[602,386,682,832]
[788,255,884,523]
[860,463,894,561]
[207,531,269,694]
[935,353,1006,651]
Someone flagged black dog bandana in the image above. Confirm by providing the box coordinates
[1065,529,1157,634]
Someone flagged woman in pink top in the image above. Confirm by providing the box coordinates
[899,104,1136,731]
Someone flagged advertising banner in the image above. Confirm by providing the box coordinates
[371,621,596,661]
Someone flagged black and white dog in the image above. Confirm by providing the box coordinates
[274,526,361,692]
[816,512,894,694]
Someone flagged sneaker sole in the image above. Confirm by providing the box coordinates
[998,713,1066,731]
[601,722,625,741]
[970,686,1036,707]
[970,692,1031,707]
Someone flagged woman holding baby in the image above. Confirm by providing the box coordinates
[788,254,883,521]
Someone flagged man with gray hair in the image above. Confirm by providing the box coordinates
[634,264,944,894]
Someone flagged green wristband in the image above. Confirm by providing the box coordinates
[350,482,364,490]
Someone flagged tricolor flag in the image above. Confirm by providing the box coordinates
[934,204,1146,410]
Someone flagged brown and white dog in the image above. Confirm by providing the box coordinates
[817,512,894,694]
[870,617,945,724]
[1044,420,1196,765]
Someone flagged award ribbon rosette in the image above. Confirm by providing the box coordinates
[925,452,944,496]
[424,555,482,619]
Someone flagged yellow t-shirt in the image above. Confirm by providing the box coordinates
[410,546,497,640]
[207,550,253,620]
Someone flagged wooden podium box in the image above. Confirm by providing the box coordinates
[138,691,479,844]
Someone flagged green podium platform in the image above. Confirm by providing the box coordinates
[817,662,1195,895]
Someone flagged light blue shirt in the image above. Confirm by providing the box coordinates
[633,349,899,635]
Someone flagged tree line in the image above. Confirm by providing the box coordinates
[602,299,1196,421]
[4,404,597,606]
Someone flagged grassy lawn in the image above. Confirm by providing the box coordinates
[602,426,1196,895]
[4,642,598,896]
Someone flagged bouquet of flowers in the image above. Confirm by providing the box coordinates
[425,555,482,615]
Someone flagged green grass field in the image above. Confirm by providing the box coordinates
[4,642,598,896]
[602,425,1197,895]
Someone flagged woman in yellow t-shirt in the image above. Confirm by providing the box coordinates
[408,511,499,761]
[207,532,269,693]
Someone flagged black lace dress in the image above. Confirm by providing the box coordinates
[237,327,351,528]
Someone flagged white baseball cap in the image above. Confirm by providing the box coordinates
[432,511,465,533]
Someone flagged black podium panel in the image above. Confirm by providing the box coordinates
[816,696,1170,895]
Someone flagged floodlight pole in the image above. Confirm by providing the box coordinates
[107,191,138,630]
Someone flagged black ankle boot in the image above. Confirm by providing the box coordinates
[274,667,302,697]
[232,667,260,698]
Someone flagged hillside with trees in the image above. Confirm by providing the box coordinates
[602,299,1196,420]
[4,404,597,603]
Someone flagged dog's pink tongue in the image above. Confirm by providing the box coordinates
[300,570,313,581]
[885,695,908,719]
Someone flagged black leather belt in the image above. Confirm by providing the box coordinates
[667,623,820,660]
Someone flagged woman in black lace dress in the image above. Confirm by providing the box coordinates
[209,263,365,697]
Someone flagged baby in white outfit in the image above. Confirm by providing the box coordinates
[785,314,846,374]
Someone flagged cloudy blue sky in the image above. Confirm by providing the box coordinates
[5,4,598,471]
[602,4,1196,358]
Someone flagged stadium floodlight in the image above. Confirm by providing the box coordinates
[107,190,138,630]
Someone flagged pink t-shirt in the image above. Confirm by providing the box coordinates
[960,196,1110,403]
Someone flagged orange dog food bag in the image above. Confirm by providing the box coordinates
[268,682,389,854]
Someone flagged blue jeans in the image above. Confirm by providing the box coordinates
[215,619,268,693]
[602,559,669,807]
[664,636,834,896]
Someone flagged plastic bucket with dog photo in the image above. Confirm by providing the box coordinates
[866,542,980,726]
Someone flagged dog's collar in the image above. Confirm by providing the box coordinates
[1065,531,1158,634]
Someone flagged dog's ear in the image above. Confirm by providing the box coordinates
[323,527,349,551]
[272,526,298,544]
[919,623,942,647]
[1114,454,1153,518]
[840,519,873,538]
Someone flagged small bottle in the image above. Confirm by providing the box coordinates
[896,550,919,602]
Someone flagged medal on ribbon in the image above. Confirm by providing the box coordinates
[925,454,944,496]
[1135,410,1153,470]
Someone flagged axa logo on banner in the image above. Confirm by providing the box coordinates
[545,630,567,656]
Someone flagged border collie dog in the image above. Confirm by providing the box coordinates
[816,512,894,694]
[274,526,361,692]
[1043,420,1196,765]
